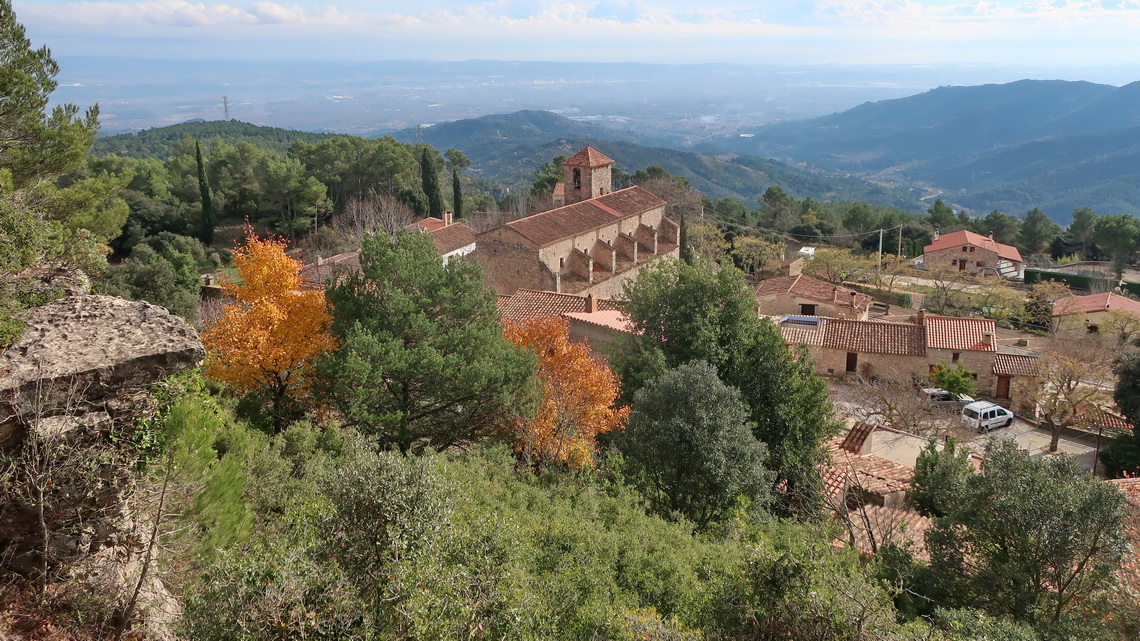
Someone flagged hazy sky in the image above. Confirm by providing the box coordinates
[13,0,1140,69]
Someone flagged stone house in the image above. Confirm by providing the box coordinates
[298,213,477,288]
[475,147,679,297]
[755,274,872,319]
[922,229,1023,278]
[1053,292,1140,337]
[777,310,1038,403]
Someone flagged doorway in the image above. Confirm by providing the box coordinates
[846,352,858,373]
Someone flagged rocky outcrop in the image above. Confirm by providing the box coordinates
[0,295,204,638]
[0,295,204,431]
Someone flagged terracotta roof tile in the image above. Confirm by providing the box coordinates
[840,421,875,454]
[299,249,361,290]
[499,186,666,247]
[429,222,477,255]
[408,217,446,231]
[821,318,926,356]
[823,448,914,501]
[842,505,933,560]
[923,314,997,352]
[563,309,632,333]
[993,353,1039,377]
[1077,404,1134,433]
[1053,292,1140,317]
[498,289,617,323]
[563,146,615,168]
[924,229,1023,262]
[755,274,872,311]
[777,317,827,346]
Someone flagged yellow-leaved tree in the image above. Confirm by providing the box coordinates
[503,317,627,470]
[201,229,335,427]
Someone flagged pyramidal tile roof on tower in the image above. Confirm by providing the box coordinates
[563,146,615,168]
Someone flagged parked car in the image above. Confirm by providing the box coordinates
[961,401,1014,433]
[921,388,974,410]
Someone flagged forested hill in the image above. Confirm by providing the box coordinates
[93,120,337,158]
[393,110,922,209]
[391,110,645,153]
[711,79,1140,221]
[92,113,923,210]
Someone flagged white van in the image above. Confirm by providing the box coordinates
[961,401,1014,433]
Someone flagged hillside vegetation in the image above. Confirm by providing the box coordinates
[392,110,921,207]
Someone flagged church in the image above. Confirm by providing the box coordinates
[475,147,680,297]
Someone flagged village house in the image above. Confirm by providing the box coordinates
[1053,291,1140,337]
[754,274,872,320]
[475,147,680,297]
[299,212,477,288]
[921,229,1023,278]
[776,310,1038,403]
[823,431,932,558]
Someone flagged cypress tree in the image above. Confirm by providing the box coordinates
[421,147,444,219]
[195,140,214,244]
[452,168,463,221]
[679,214,692,264]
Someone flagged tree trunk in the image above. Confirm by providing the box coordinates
[1048,420,1061,453]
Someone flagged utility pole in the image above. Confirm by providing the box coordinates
[898,224,903,257]
[878,228,884,273]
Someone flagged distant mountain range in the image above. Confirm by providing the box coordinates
[390,111,922,208]
[95,77,1140,222]
[709,79,1140,222]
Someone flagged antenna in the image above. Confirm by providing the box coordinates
[416,124,422,145]
[223,96,229,121]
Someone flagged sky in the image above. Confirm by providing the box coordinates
[12,0,1140,70]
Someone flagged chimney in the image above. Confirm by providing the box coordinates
[443,210,453,226]
[916,309,925,326]
[584,292,598,313]
[933,230,940,241]
[988,231,994,240]
[982,331,993,346]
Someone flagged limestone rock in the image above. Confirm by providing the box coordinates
[0,295,204,421]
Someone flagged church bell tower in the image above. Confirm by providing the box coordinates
[561,146,614,205]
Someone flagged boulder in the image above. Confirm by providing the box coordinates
[0,295,204,423]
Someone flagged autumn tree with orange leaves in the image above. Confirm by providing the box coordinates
[503,317,627,470]
[201,229,335,427]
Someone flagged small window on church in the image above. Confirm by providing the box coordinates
[573,168,581,190]
[559,257,565,270]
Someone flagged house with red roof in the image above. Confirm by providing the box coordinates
[754,274,872,320]
[1053,291,1140,338]
[475,147,679,297]
[775,309,1037,403]
[922,229,1023,278]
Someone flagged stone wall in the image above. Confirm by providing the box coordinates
[475,239,555,295]
[758,292,867,320]
[578,248,680,299]
[928,348,998,397]
[924,246,1000,276]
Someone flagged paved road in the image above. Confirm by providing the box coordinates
[947,417,1104,474]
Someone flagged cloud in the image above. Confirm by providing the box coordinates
[11,0,1140,66]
